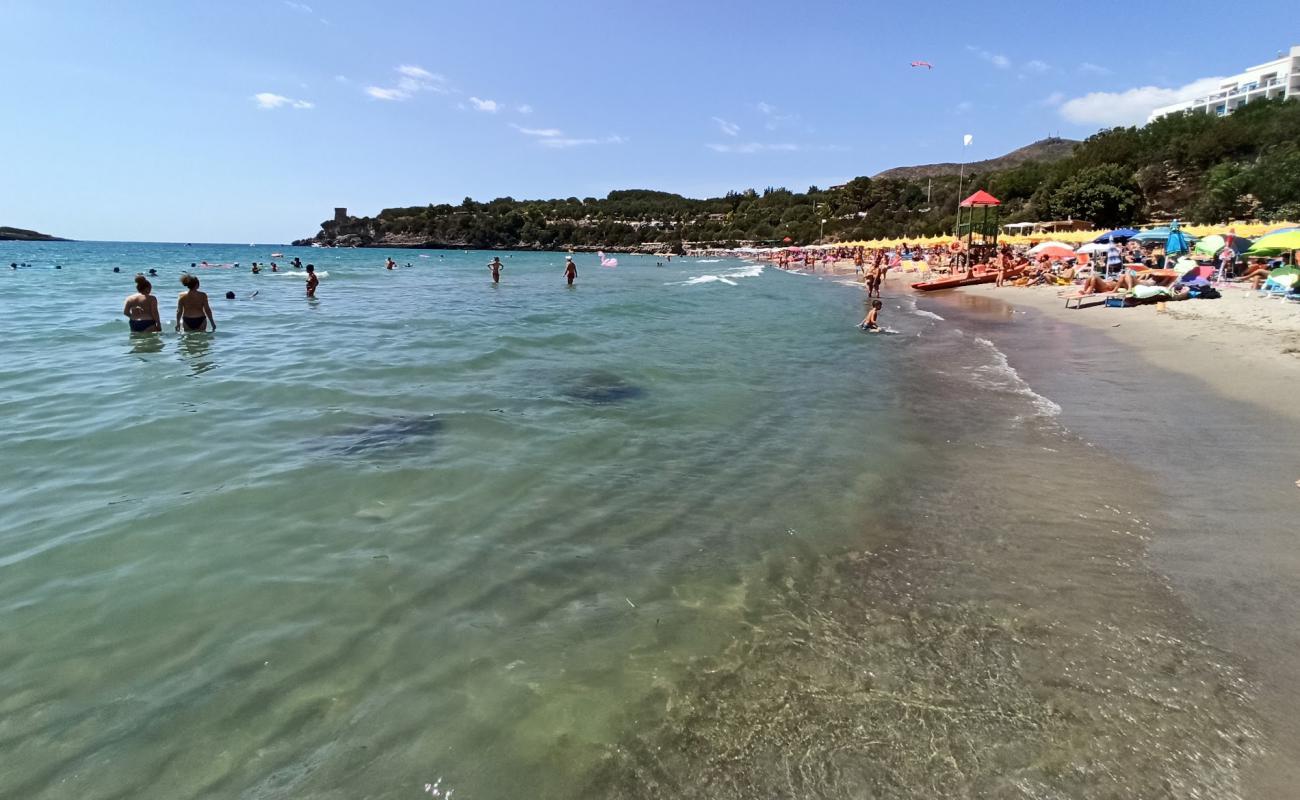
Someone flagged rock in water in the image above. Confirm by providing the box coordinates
[565,371,645,404]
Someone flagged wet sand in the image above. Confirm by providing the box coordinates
[917,283,1300,798]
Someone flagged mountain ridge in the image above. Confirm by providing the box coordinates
[872,137,1080,181]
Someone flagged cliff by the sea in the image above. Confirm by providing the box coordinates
[0,226,68,242]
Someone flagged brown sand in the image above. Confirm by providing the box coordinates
[905,278,1300,423]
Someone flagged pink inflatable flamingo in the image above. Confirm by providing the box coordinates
[597,251,618,268]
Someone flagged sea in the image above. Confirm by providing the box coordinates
[0,241,1290,799]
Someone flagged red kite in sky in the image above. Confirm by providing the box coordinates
[910,61,933,69]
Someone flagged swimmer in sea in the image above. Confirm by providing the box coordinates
[859,299,883,332]
[305,264,318,298]
[386,257,396,270]
[251,263,261,274]
[488,256,503,284]
[123,273,162,333]
[176,274,215,332]
[292,256,302,269]
[564,255,577,286]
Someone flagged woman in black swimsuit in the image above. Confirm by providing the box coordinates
[176,274,215,332]
[123,273,161,333]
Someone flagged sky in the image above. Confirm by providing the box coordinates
[3,0,1298,242]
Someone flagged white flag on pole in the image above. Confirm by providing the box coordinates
[963,134,973,146]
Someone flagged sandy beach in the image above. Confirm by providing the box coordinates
[902,275,1300,797]
[893,274,1300,422]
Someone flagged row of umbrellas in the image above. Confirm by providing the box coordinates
[1032,223,1300,260]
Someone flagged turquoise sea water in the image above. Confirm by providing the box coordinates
[0,242,1263,798]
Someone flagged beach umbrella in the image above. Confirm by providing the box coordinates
[1165,220,1192,257]
[1246,230,1300,256]
[1093,228,1138,243]
[1027,240,1074,255]
[1033,245,1077,260]
[1075,242,1112,255]
[1132,227,1171,243]
[1193,233,1253,257]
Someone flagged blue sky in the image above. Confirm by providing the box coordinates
[3,0,1298,242]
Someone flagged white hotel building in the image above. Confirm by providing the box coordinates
[1148,45,1300,122]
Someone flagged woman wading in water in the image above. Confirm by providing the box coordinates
[176,274,215,332]
[123,273,161,333]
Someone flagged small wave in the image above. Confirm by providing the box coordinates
[913,309,945,321]
[271,271,328,280]
[720,265,763,279]
[970,338,1062,418]
[674,275,737,286]
[694,259,722,263]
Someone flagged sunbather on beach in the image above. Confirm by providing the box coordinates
[1235,261,1273,289]
[1079,275,1118,295]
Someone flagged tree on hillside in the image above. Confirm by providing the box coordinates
[1048,164,1143,227]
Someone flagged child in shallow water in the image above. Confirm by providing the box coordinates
[859,299,883,332]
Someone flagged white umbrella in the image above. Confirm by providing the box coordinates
[1028,241,1074,254]
[1075,242,1111,255]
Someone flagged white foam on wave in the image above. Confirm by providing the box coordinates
[271,270,329,280]
[675,275,738,286]
[969,337,1062,419]
[695,259,722,263]
[720,264,763,279]
[913,309,945,321]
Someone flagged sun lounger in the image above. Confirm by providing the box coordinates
[1063,291,1117,309]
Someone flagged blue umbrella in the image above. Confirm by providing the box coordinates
[1093,228,1138,243]
[1166,219,1192,259]
[1132,227,1171,243]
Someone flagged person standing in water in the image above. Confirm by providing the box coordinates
[176,274,215,332]
[123,273,162,333]
[305,264,318,298]
[385,257,396,271]
[564,255,577,286]
[488,256,503,284]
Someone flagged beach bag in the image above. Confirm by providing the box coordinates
[1190,286,1220,299]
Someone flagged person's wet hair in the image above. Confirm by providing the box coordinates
[181,274,199,289]
[225,291,236,299]
[135,273,152,293]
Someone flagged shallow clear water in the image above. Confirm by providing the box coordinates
[0,243,1260,798]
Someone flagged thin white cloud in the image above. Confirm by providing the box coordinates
[253,92,314,110]
[469,96,500,113]
[705,141,846,154]
[539,135,625,149]
[955,100,973,114]
[1078,62,1112,76]
[707,142,801,154]
[283,0,312,12]
[366,86,405,101]
[517,103,533,114]
[1024,59,1051,73]
[511,124,622,148]
[967,45,1011,69]
[1059,75,1226,126]
[1042,91,1065,106]
[512,124,563,137]
[366,65,449,101]
[712,116,740,137]
[334,74,350,84]
[754,101,800,131]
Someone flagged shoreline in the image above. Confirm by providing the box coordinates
[931,280,1300,423]
[912,279,1300,797]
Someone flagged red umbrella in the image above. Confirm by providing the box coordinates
[782,236,793,243]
